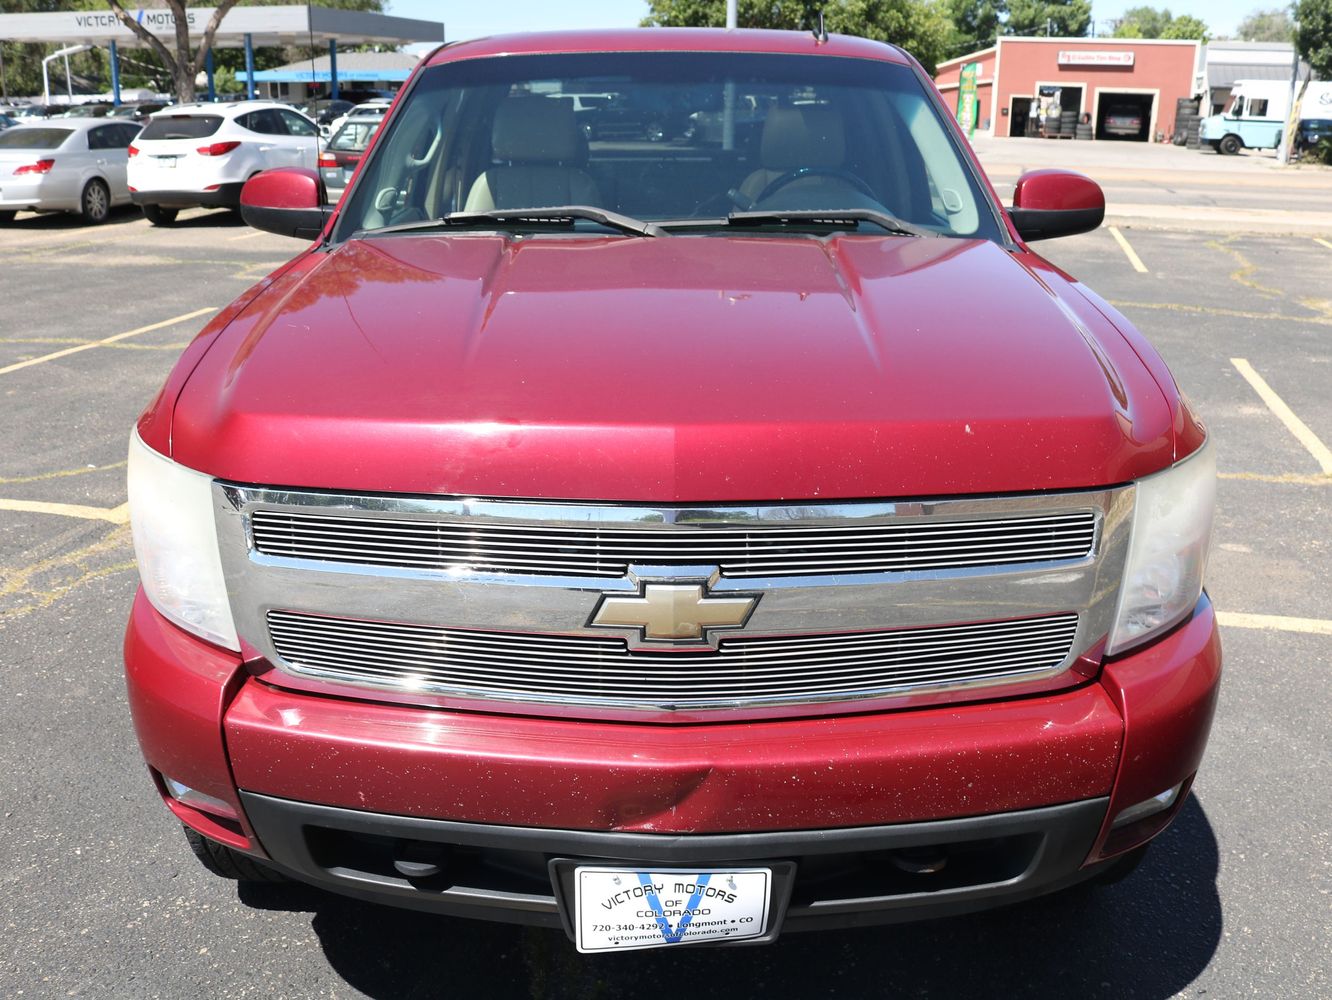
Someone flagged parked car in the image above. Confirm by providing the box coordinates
[1297,117,1332,153]
[126,29,1220,953]
[10,104,62,120]
[0,118,140,224]
[127,101,320,224]
[317,115,381,202]
[0,114,19,131]
[300,98,355,127]
[1101,104,1144,138]
[57,102,115,119]
[323,99,392,138]
[109,101,170,122]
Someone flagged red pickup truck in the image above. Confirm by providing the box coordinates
[124,29,1219,953]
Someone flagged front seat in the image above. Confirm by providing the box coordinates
[737,104,846,205]
[464,97,602,212]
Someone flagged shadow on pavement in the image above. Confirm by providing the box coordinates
[237,796,1221,1000]
[2,205,143,230]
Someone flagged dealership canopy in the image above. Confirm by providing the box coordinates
[0,4,444,102]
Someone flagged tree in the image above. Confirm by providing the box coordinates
[1161,14,1210,39]
[104,0,240,103]
[1236,8,1296,41]
[944,0,1007,54]
[643,0,953,72]
[1005,0,1092,37]
[1113,5,1173,37]
[1295,0,1332,77]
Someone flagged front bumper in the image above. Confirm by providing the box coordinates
[124,590,1221,929]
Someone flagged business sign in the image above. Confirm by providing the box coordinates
[956,62,980,138]
[1057,50,1135,67]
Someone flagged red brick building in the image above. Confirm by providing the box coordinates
[935,37,1201,141]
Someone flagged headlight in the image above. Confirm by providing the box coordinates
[1107,440,1215,655]
[127,431,238,650]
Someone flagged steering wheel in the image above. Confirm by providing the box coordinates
[755,167,877,205]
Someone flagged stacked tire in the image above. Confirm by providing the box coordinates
[1174,97,1201,149]
[1044,113,1061,137]
[1060,109,1077,138]
[1075,119,1093,140]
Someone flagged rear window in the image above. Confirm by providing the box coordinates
[0,128,72,149]
[139,114,222,140]
[329,120,379,152]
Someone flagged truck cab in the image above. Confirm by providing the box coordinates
[1201,79,1289,154]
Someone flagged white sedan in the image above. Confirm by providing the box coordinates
[128,101,320,225]
[0,118,141,224]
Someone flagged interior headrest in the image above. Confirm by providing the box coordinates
[760,105,846,171]
[492,97,582,164]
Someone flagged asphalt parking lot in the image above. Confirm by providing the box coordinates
[1,169,1330,997]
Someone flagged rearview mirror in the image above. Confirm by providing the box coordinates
[240,168,332,240]
[1008,168,1105,242]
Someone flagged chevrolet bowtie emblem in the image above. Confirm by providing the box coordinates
[589,583,758,643]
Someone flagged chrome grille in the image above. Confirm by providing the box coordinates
[267,609,1081,710]
[250,509,1097,578]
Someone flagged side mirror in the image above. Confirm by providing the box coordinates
[240,168,332,240]
[1008,168,1105,242]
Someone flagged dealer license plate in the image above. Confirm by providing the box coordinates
[573,867,772,953]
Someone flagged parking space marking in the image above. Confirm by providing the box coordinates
[0,307,214,377]
[1315,238,1332,251]
[1217,611,1332,637]
[227,229,267,241]
[1111,299,1332,327]
[0,498,129,523]
[1230,357,1332,474]
[1108,226,1148,273]
[0,460,126,486]
[1219,471,1331,486]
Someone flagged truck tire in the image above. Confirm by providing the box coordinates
[183,826,289,883]
[80,178,111,225]
[142,203,178,226]
[1219,134,1243,155]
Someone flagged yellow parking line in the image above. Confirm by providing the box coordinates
[227,230,266,241]
[1108,226,1148,273]
[0,307,215,377]
[1230,358,1332,474]
[1315,238,1332,251]
[1217,611,1332,637]
[0,498,129,523]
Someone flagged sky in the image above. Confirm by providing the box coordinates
[385,0,1270,47]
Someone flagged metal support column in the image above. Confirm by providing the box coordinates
[244,33,255,100]
[328,39,338,100]
[206,47,215,102]
[110,40,121,106]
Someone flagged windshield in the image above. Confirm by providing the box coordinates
[335,51,1000,242]
[330,119,380,151]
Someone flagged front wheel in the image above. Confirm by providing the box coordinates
[1219,134,1243,155]
[183,826,288,883]
[0,210,15,225]
[142,203,178,226]
[80,178,111,224]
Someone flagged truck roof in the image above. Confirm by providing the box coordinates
[426,28,910,67]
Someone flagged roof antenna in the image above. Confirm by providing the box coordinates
[813,11,829,43]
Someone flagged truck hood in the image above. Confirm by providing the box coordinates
[171,233,1174,501]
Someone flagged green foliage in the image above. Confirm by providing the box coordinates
[944,0,1006,55]
[1236,7,1295,41]
[642,0,953,72]
[1161,15,1209,40]
[1113,5,1172,37]
[1294,0,1332,77]
[1005,0,1092,37]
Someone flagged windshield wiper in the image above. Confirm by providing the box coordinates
[360,206,665,238]
[719,209,936,238]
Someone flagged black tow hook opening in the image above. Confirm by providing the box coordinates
[392,839,450,881]
[885,847,949,875]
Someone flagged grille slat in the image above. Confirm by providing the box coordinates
[251,509,1096,578]
[267,610,1080,709]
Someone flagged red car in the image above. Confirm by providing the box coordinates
[124,29,1219,953]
